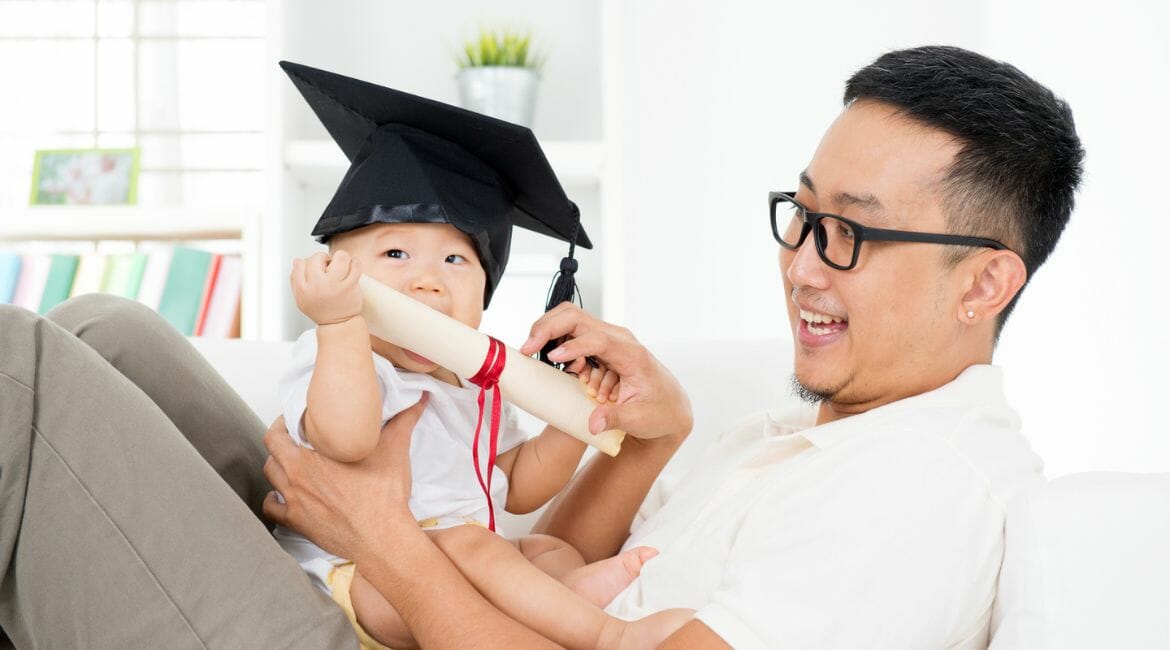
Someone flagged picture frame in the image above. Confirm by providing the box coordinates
[29,148,140,206]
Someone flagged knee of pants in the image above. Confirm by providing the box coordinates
[45,293,168,341]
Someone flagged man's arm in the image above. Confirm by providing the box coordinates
[263,403,558,649]
[533,431,685,562]
[519,303,693,561]
[660,621,734,649]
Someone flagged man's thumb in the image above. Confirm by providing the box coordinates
[589,403,620,435]
[380,393,429,453]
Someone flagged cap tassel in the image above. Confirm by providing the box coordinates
[545,256,581,311]
[540,257,582,368]
[541,215,588,368]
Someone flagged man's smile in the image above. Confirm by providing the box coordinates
[797,308,849,346]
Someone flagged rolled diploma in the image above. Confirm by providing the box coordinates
[359,275,626,456]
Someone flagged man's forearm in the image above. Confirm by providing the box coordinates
[353,518,557,649]
[533,430,686,562]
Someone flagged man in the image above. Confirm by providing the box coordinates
[265,45,1083,648]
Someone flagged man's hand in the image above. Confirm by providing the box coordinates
[291,250,364,326]
[520,303,693,441]
[262,396,428,559]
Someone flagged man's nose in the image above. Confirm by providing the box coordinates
[784,238,831,290]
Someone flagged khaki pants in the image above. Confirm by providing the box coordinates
[0,296,356,649]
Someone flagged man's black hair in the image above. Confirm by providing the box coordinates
[844,45,1084,332]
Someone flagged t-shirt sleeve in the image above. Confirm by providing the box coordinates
[278,331,422,448]
[371,354,425,425]
[277,331,318,448]
[694,438,1003,649]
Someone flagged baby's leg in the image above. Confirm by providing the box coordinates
[515,532,586,580]
[515,534,659,609]
[431,525,625,649]
[349,568,418,649]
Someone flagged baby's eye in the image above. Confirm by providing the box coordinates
[445,254,468,264]
[385,249,409,259]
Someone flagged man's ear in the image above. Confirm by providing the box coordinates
[957,251,1028,323]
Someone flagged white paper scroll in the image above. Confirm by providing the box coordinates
[358,275,626,456]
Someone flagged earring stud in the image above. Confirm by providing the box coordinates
[966,310,975,319]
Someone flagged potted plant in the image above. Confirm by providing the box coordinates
[456,29,543,127]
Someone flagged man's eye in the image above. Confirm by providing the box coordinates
[446,254,467,264]
[385,249,408,259]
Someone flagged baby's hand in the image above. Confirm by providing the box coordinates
[578,361,621,404]
[291,251,364,326]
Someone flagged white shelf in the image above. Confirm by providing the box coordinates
[284,138,605,187]
[0,206,255,241]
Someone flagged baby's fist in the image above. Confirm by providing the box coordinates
[291,251,364,326]
[579,361,622,404]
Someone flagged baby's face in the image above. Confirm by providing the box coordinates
[329,222,486,376]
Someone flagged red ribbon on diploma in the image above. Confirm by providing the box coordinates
[468,336,507,532]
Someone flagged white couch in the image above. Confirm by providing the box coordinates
[190,337,1170,649]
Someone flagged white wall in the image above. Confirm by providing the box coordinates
[278,0,602,142]
[981,1,1170,476]
[610,0,1170,476]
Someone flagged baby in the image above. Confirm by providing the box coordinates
[274,61,692,649]
[275,222,691,649]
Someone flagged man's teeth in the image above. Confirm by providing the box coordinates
[799,309,845,336]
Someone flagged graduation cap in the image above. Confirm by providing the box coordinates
[279,60,590,318]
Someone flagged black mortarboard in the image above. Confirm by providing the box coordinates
[279,60,591,310]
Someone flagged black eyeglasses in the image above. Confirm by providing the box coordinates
[769,191,1010,271]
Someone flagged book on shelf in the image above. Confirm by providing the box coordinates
[100,252,148,299]
[157,246,217,336]
[39,254,80,314]
[11,254,50,311]
[69,252,107,298]
[199,254,243,338]
[193,254,223,336]
[0,252,21,303]
[136,244,174,311]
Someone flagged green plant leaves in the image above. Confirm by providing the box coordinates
[459,29,540,69]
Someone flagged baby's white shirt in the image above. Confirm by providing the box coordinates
[273,329,529,588]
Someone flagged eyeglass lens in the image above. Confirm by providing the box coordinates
[774,198,856,268]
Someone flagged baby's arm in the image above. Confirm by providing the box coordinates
[292,251,382,462]
[497,426,588,514]
[498,361,623,513]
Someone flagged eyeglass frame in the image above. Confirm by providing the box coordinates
[769,191,1010,271]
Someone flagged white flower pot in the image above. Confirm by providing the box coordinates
[456,66,540,127]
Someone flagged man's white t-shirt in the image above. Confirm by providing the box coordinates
[273,330,528,590]
[605,365,1043,649]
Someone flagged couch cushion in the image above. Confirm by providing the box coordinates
[991,472,1170,649]
[188,338,294,424]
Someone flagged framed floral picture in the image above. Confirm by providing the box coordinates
[29,148,140,205]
